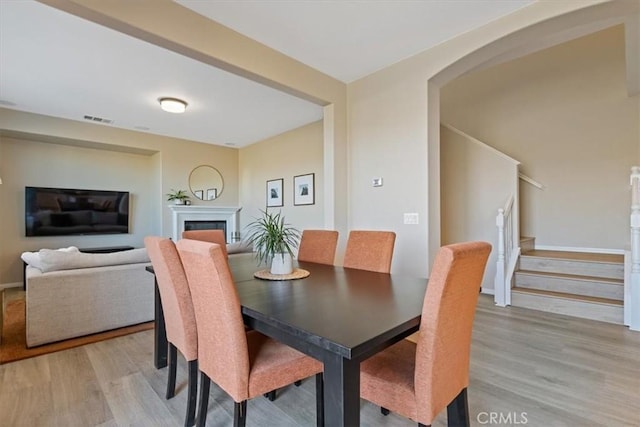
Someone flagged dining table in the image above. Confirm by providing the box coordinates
[147,253,442,427]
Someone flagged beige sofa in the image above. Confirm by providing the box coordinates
[23,247,154,347]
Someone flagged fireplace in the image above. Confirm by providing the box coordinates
[184,220,227,241]
[168,205,242,242]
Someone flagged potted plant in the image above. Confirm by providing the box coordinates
[166,189,190,205]
[244,210,300,275]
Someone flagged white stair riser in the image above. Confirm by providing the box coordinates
[511,291,623,324]
[515,273,623,300]
[519,257,623,280]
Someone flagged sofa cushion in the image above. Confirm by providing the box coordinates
[21,246,79,270]
[36,248,149,273]
[227,241,253,254]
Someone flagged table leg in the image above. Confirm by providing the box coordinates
[323,353,360,427]
[447,388,470,427]
[154,279,168,369]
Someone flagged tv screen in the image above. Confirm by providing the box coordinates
[25,187,130,237]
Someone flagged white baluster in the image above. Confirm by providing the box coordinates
[495,208,506,307]
[629,167,640,330]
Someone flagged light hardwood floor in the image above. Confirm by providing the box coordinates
[1,294,639,426]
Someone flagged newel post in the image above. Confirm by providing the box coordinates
[629,167,640,330]
[495,208,506,307]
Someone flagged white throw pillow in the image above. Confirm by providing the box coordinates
[21,246,79,270]
[38,247,149,273]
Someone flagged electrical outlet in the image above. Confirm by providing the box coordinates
[373,177,383,187]
[404,213,419,225]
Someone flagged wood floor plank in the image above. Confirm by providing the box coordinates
[100,371,179,427]
[1,295,639,426]
[0,381,54,426]
[48,347,113,425]
[0,353,51,393]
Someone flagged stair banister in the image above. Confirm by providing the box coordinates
[495,195,518,307]
[628,166,640,330]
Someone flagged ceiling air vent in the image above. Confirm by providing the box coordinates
[83,115,113,124]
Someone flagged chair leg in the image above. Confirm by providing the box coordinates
[166,343,177,399]
[184,360,198,427]
[263,390,276,401]
[233,400,247,427]
[196,372,210,427]
[446,388,470,427]
[315,373,324,427]
[381,407,390,416]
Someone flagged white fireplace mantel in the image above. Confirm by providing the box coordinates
[168,205,242,242]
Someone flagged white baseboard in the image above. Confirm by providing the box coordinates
[480,287,495,296]
[0,282,22,290]
[534,245,624,255]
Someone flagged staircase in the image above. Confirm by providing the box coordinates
[511,241,624,324]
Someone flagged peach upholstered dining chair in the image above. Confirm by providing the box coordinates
[343,230,396,273]
[182,229,228,259]
[144,236,198,427]
[176,239,324,427]
[359,241,491,427]
[297,229,339,265]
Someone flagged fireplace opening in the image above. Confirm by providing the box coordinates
[184,220,227,242]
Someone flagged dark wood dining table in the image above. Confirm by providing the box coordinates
[147,253,429,427]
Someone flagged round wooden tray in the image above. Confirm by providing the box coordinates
[254,268,310,281]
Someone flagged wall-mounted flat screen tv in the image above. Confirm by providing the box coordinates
[25,187,130,237]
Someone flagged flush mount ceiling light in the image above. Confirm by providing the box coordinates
[159,97,188,114]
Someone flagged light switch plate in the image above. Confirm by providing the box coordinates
[404,213,419,225]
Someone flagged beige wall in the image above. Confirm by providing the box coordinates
[4,0,636,284]
[441,125,519,291]
[40,0,350,252]
[0,136,155,284]
[441,25,638,250]
[0,109,239,284]
[239,121,324,244]
[348,1,636,276]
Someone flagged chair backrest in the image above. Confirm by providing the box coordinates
[182,229,228,259]
[414,241,491,422]
[343,230,396,273]
[144,236,197,361]
[297,229,339,265]
[176,239,250,402]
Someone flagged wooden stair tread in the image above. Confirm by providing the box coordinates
[521,250,623,264]
[512,287,623,306]
[515,270,623,285]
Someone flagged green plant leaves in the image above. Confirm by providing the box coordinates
[166,189,189,201]
[243,210,300,266]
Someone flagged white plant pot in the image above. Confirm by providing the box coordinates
[270,253,293,275]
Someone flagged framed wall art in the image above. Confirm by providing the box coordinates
[294,173,315,206]
[207,188,217,200]
[266,178,284,207]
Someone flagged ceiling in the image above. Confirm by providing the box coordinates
[0,0,534,148]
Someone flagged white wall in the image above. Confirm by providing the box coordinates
[239,121,325,245]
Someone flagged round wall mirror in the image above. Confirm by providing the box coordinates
[189,165,224,201]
